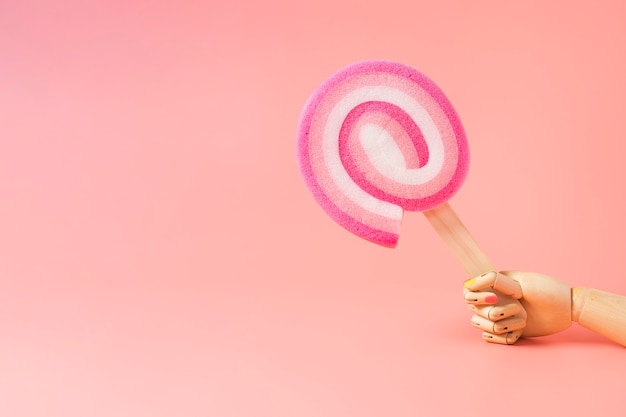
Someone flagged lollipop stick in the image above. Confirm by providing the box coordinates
[423,202,495,278]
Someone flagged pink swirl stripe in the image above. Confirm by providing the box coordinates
[297,61,469,247]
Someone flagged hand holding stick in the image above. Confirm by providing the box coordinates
[464,271,626,346]
[424,202,527,344]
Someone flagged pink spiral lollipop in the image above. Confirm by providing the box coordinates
[297,60,469,248]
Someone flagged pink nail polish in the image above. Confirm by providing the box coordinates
[485,295,498,304]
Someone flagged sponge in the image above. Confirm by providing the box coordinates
[297,60,469,247]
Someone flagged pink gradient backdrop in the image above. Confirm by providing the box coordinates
[2,1,626,416]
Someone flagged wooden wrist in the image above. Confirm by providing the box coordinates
[570,286,626,346]
[571,286,588,323]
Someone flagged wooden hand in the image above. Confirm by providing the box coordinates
[464,271,626,347]
[464,271,571,344]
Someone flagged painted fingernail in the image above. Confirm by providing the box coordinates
[485,295,498,304]
[464,278,476,288]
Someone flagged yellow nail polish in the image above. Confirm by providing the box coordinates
[464,278,476,288]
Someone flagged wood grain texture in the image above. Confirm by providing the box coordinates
[423,202,495,278]
[572,287,626,347]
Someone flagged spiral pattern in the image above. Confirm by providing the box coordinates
[297,61,469,247]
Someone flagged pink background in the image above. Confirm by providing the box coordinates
[2,1,626,416]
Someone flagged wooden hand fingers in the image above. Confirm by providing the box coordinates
[481,329,523,345]
[464,272,527,345]
[464,271,522,299]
